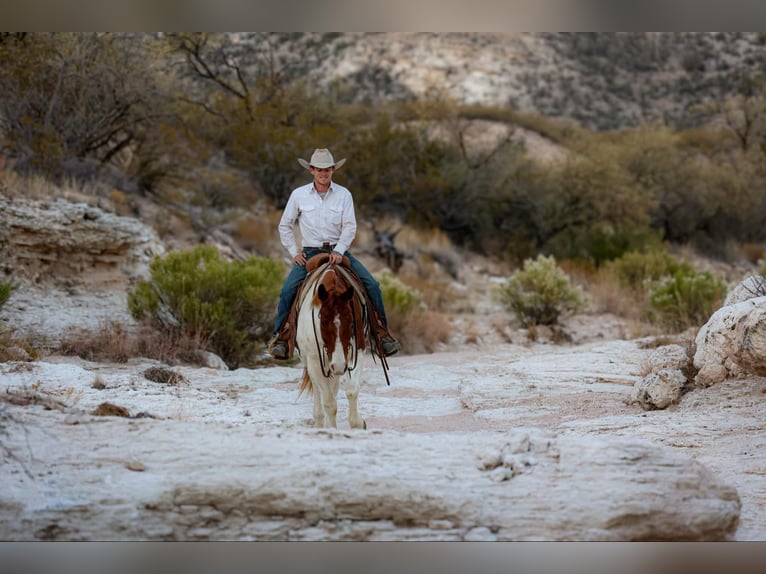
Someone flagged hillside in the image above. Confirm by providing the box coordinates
[217,32,766,130]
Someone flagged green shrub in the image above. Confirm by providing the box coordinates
[607,248,692,291]
[0,278,17,312]
[128,245,283,368]
[498,254,587,327]
[648,268,727,332]
[379,270,422,316]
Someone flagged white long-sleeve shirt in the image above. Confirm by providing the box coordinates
[278,181,357,259]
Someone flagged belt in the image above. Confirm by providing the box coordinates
[304,243,336,252]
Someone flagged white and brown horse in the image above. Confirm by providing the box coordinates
[295,257,369,429]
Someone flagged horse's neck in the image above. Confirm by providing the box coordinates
[333,266,367,305]
[297,265,330,312]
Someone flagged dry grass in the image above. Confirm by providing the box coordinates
[91,402,131,417]
[396,225,454,254]
[0,328,40,363]
[357,217,460,278]
[491,317,515,344]
[356,216,453,253]
[143,366,189,386]
[396,271,455,312]
[57,320,211,366]
[232,211,283,254]
[557,257,599,285]
[0,167,106,202]
[388,308,453,355]
[584,267,651,321]
[742,243,766,266]
[462,320,483,345]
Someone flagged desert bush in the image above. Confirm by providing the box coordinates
[606,248,691,291]
[127,245,283,368]
[498,254,587,327]
[379,270,422,317]
[648,268,727,332]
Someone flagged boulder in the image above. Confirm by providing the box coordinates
[631,368,687,410]
[693,297,766,382]
[630,344,691,410]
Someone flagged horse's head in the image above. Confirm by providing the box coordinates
[314,268,357,375]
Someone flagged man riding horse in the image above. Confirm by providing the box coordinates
[268,148,400,360]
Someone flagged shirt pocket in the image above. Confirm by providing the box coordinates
[298,201,317,224]
[298,201,316,215]
[328,205,343,225]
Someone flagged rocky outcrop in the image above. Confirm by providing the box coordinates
[0,196,164,288]
[0,420,740,541]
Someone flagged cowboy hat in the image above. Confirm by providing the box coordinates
[297,148,346,170]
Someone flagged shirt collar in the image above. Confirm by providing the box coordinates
[312,183,333,195]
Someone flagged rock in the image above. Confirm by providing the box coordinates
[631,344,694,409]
[631,369,687,410]
[0,196,164,287]
[196,350,230,371]
[694,297,766,380]
[724,275,766,306]
[646,344,690,373]
[695,363,727,388]
[730,303,766,376]
[0,424,740,541]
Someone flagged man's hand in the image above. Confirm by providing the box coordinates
[292,252,307,266]
[328,251,343,265]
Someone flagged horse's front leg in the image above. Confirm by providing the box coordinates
[307,362,337,428]
[312,387,325,428]
[344,364,366,430]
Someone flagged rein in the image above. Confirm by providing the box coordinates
[334,266,392,387]
[311,299,332,378]
[303,262,390,385]
[308,264,361,379]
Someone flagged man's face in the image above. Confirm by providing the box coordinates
[310,166,334,185]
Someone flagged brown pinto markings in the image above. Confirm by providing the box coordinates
[313,269,356,362]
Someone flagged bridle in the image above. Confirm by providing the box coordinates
[310,267,361,378]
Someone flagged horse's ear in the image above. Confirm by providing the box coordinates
[341,287,354,302]
[318,284,329,301]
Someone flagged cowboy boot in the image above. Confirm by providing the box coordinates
[377,326,401,357]
[268,334,290,360]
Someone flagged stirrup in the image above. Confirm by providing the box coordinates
[269,338,290,360]
[380,335,400,357]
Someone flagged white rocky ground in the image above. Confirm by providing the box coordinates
[1,290,764,540]
[1,196,764,541]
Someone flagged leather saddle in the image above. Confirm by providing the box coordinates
[277,253,390,367]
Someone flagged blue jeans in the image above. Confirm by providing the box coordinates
[272,248,388,336]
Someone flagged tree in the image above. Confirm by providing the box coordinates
[0,33,170,185]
